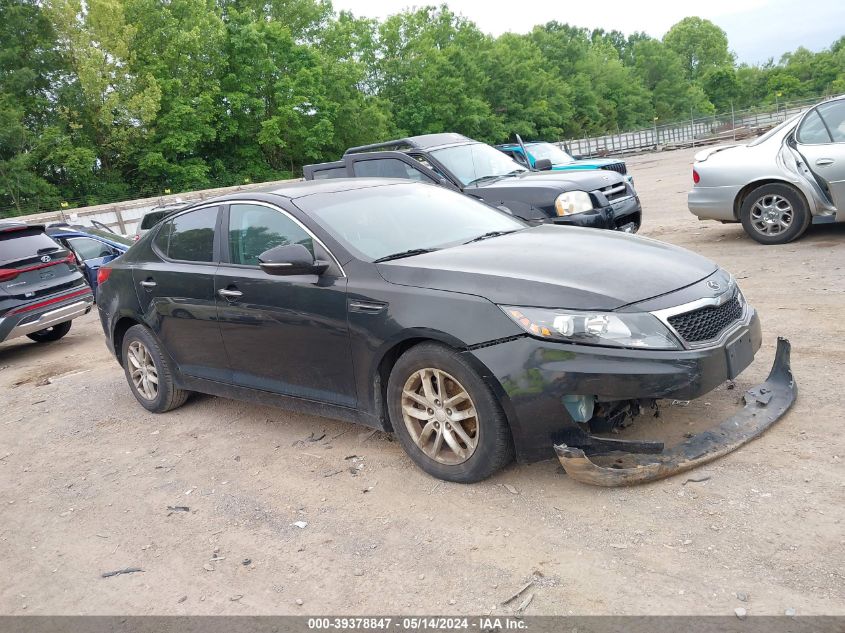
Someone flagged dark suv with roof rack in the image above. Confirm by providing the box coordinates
[0,221,94,344]
[304,133,641,232]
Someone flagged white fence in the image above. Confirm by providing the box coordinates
[9,178,298,236]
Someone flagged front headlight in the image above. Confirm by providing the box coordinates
[554,191,594,216]
[501,305,681,350]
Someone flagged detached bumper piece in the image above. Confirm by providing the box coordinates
[555,337,796,487]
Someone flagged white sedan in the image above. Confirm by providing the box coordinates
[688,95,845,244]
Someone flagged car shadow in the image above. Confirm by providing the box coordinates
[691,220,845,246]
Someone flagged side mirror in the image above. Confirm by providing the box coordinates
[534,158,553,171]
[258,243,329,276]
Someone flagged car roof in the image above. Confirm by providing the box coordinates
[257,178,415,200]
[344,133,473,154]
[496,142,548,150]
[0,220,44,233]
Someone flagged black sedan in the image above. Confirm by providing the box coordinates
[96,179,794,485]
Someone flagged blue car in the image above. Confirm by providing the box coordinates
[496,142,635,188]
[46,224,131,295]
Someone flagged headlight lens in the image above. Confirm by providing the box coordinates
[554,191,593,216]
[501,305,681,350]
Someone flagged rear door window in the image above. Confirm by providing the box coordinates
[797,110,832,144]
[154,207,218,262]
[352,158,435,182]
[0,229,62,265]
[817,100,845,142]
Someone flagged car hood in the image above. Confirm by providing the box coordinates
[552,159,617,169]
[377,225,718,311]
[478,169,622,192]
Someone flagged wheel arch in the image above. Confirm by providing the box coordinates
[373,330,465,432]
[733,178,811,221]
[372,330,517,447]
[111,315,143,365]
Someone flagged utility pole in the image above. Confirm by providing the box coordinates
[731,100,736,141]
[691,107,695,148]
[653,116,659,150]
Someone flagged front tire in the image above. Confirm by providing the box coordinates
[387,342,513,483]
[740,183,810,244]
[26,320,72,342]
[121,324,189,413]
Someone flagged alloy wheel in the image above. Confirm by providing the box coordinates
[400,368,479,465]
[127,340,159,401]
[750,194,794,236]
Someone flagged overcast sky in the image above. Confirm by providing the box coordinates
[331,0,845,65]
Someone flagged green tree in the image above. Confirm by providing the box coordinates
[0,0,64,213]
[664,17,732,80]
[701,66,740,111]
[481,33,573,140]
[377,6,502,141]
[632,38,713,121]
[48,0,161,200]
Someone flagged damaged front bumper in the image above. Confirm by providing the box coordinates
[554,337,796,486]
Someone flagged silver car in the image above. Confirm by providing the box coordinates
[688,94,845,244]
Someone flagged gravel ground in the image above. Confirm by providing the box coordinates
[1,147,843,616]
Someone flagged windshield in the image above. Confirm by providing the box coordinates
[430,143,527,186]
[747,112,803,147]
[297,183,525,261]
[527,142,575,164]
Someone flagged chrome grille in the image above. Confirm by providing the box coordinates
[600,162,627,176]
[597,182,629,202]
[668,295,743,343]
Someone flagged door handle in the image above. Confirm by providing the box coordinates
[139,279,156,288]
[218,288,243,300]
[815,158,834,166]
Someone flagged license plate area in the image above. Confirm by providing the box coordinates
[726,331,755,379]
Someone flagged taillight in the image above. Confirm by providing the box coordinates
[0,268,19,282]
[97,267,113,285]
[692,168,700,184]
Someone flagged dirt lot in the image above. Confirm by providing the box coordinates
[1,147,843,616]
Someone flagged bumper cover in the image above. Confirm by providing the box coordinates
[467,311,762,463]
[546,195,642,233]
[687,184,742,222]
[555,337,796,486]
[0,289,94,343]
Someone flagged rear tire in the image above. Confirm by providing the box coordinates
[387,342,513,483]
[26,320,72,343]
[740,183,810,244]
[121,324,189,413]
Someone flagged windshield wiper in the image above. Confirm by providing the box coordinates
[463,230,519,244]
[373,248,438,263]
[465,174,504,187]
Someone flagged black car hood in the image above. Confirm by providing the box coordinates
[377,225,718,311]
[477,169,621,192]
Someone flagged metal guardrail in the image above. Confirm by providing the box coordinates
[563,96,830,157]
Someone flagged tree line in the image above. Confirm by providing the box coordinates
[1,0,844,216]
